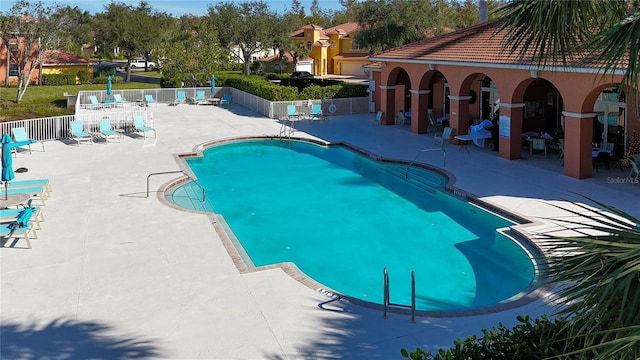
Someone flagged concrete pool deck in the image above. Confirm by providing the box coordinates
[2,102,639,359]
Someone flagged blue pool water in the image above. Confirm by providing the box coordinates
[183,139,537,312]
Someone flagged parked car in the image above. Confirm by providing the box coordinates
[291,71,314,79]
[129,59,156,70]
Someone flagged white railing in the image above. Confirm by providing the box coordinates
[1,109,149,142]
[228,88,369,119]
[3,86,370,143]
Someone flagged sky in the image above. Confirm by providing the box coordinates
[26,0,346,16]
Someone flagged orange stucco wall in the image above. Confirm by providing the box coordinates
[370,61,639,180]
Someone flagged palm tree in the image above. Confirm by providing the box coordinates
[496,0,640,92]
[496,2,640,358]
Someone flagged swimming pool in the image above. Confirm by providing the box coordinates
[179,139,540,313]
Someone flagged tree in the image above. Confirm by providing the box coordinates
[157,17,225,87]
[98,1,162,82]
[206,1,276,75]
[495,4,640,358]
[0,0,66,102]
[496,0,640,92]
[50,5,93,55]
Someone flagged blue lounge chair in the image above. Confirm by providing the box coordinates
[133,116,156,139]
[196,91,206,104]
[219,93,231,106]
[170,91,186,106]
[69,120,93,146]
[12,127,45,154]
[144,94,156,106]
[89,95,106,110]
[113,94,127,103]
[0,201,43,230]
[0,208,37,249]
[99,120,120,143]
[287,104,299,120]
[0,185,49,203]
[308,104,323,120]
[4,179,51,193]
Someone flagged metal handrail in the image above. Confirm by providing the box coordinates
[405,148,446,178]
[146,170,205,202]
[382,267,416,322]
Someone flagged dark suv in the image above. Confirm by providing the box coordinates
[291,71,314,79]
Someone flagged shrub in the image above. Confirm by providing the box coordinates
[42,74,77,86]
[77,70,90,84]
[400,315,599,360]
[93,76,123,84]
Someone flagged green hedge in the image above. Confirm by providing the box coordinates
[93,76,124,84]
[212,73,367,101]
[42,74,77,86]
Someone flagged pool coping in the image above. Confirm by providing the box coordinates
[157,135,554,318]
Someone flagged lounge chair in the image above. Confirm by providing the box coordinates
[99,119,120,143]
[308,104,323,120]
[69,120,93,146]
[195,91,206,105]
[434,127,452,147]
[4,179,52,197]
[11,127,45,155]
[0,201,43,230]
[219,93,231,106]
[170,91,186,106]
[89,95,105,110]
[113,94,128,103]
[144,94,157,107]
[0,186,48,205]
[371,110,383,125]
[133,116,156,139]
[0,208,37,249]
[287,104,300,120]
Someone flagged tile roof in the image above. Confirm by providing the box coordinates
[42,50,94,66]
[291,22,361,40]
[371,20,621,70]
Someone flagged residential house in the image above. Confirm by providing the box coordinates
[41,50,94,83]
[0,35,39,86]
[366,20,639,180]
[261,22,369,76]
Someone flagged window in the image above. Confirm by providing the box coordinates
[9,64,19,77]
[351,40,360,50]
[8,39,18,52]
[330,41,336,49]
[306,41,312,50]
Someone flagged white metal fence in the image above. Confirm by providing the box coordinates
[1,109,149,142]
[1,87,370,143]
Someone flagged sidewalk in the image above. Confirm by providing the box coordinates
[1,103,638,359]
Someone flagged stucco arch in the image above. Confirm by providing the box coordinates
[378,66,412,125]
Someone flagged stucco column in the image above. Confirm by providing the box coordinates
[497,102,525,160]
[448,95,471,139]
[379,85,396,125]
[410,89,430,134]
[563,111,595,179]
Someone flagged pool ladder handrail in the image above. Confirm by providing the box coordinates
[383,267,416,322]
[146,170,205,202]
[405,148,446,179]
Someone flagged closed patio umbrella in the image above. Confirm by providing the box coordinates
[2,133,34,200]
[107,75,113,95]
[210,74,215,94]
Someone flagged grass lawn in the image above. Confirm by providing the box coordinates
[0,82,159,122]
